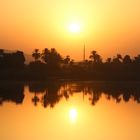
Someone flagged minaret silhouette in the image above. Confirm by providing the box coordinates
[83,43,85,61]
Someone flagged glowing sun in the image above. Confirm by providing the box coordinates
[69,23,81,33]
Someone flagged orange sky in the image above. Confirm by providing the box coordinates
[1,0,140,60]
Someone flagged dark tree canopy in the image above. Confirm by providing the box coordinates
[89,50,102,64]
[1,48,140,81]
[41,48,62,68]
[32,49,41,62]
[0,50,25,69]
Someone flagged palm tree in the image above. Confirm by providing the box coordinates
[63,55,70,64]
[117,54,122,60]
[89,50,96,61]
[112,54,122,64]
[106,58,112,63]
[123,55,132,64]
[70,59,74,65]
[134,55,140,63]
[41,48,62,68]
[32,49,40,62]
[89,50,102,64]
[41,48,50,63]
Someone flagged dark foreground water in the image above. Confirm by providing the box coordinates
[0,81,140,140]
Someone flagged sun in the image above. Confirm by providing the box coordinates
[69,23,81,33]
[69,108,77,122]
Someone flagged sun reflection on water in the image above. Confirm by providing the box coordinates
[69,108,77,123]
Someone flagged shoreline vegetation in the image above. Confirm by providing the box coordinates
[0,48,140,81]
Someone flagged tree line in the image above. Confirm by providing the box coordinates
[0,48,140,80]
[31,48,140,65]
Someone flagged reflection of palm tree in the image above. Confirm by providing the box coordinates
[63,91,69,100]
[41,89,48,108]
[61,84,69,100]
[32,92,40,106]
[123,91,131,102]
[28,82,140,107]
[89,91,101,105]
[0,98,2,105]
[40,83,63,108]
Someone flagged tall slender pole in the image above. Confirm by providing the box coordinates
[83,88,85,101]
[83,43,85,61]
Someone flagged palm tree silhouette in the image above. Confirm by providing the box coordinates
[32,49,41,62]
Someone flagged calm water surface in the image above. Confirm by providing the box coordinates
[0,81,140,140]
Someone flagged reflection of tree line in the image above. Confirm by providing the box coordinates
[29,82,63,108]
[0,82,140,107]
[25,82,140,106]
[1,48,140,80]
[0,83,24,105]
[72,82,140,105]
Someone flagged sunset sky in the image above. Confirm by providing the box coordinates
[1,0,140,60]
